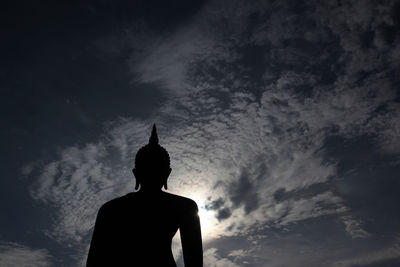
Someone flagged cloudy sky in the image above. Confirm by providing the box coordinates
[2,0,400,266]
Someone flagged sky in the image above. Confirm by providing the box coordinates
[1,0,400,266]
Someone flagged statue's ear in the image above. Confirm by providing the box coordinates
[135,180,140,190]
[163,168,171,190]
[132,168,140,190]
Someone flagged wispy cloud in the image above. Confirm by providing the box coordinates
[204,248,240,267]
[333,241,400,267]
[0,242,52,267]
[341,215,370,239]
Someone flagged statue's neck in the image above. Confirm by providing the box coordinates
[137,187,163,195]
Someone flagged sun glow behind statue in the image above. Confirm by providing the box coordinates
[170,181,221,241]
[198,203,218,240]
[170,187,220,262]
[182,191,219,241]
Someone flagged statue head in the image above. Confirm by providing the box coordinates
[132,124,171,191]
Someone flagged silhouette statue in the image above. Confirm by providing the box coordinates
[87,124,203,267]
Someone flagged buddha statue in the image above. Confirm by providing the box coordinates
[87,124,203,266]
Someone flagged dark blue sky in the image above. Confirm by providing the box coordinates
[1,0,400,266]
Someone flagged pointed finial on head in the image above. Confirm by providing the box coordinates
[149,123,159,145]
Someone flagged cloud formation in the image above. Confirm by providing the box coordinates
[27,0,400,265]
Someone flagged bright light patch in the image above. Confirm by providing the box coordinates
[198,205,218,240]
[170,174,222,241]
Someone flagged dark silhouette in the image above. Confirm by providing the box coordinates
[87,124,203,267]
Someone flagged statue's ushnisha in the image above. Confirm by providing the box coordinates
[87,124,203,267]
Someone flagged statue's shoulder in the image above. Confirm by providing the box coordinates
[162,192,199,211]
[98,193,135,212]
